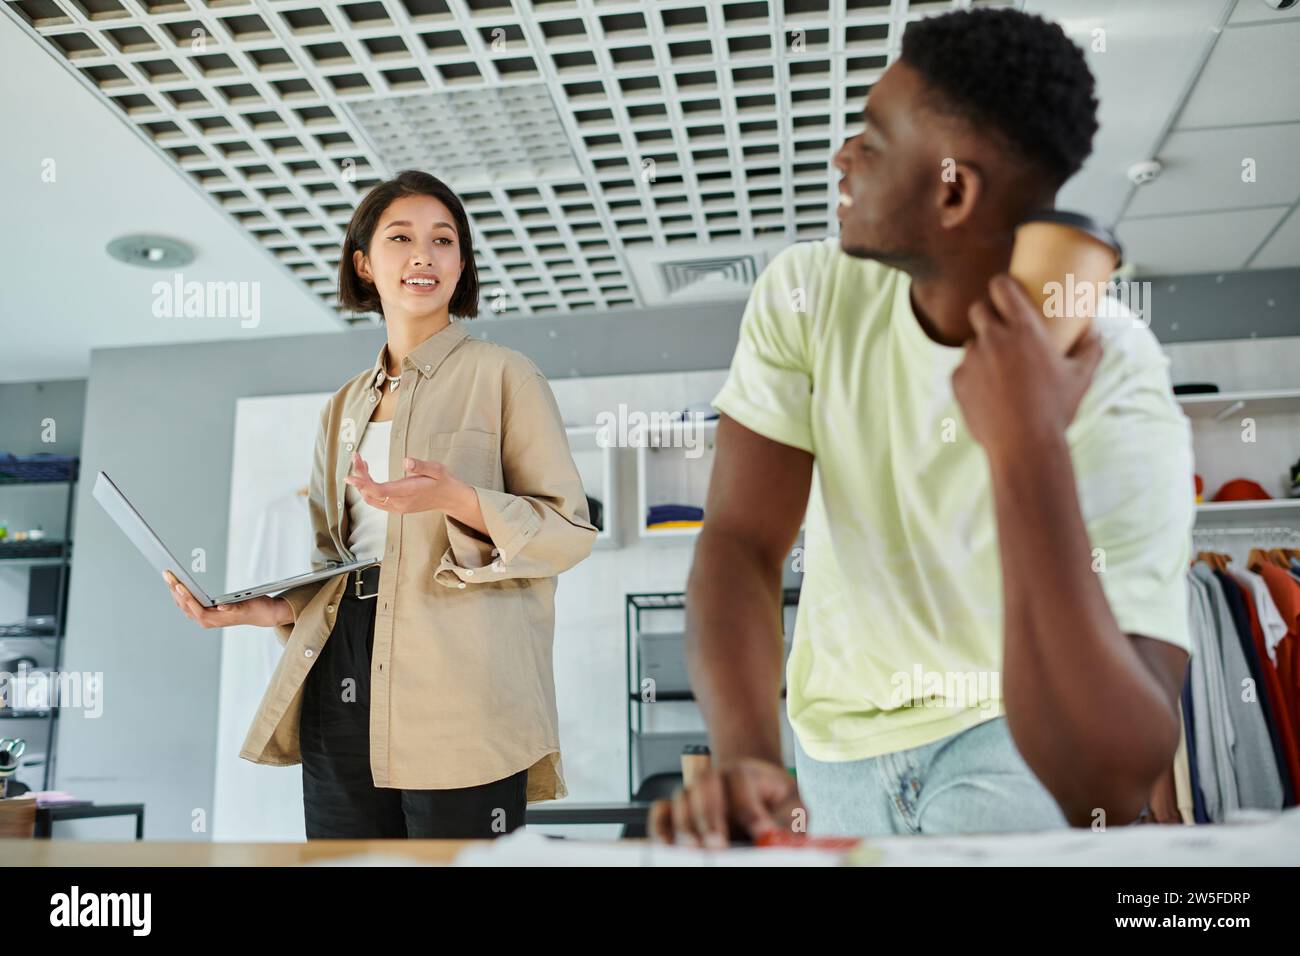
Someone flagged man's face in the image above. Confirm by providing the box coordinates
[832,61,943,268]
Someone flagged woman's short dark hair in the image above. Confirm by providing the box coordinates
[337,169,480,319]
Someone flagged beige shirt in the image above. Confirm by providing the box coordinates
[239,320,596,802]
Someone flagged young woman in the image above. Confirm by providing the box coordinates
[164,169,596,839]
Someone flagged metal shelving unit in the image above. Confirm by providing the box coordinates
[624,587,799,800]
[0,454,78,792]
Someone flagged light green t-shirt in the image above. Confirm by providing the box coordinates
[712,237,1194,762]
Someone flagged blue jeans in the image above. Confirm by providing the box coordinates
[793,716,1070,836]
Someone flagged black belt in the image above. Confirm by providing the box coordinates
[347,563,381,601]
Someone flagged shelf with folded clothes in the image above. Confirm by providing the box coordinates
[564,425,617,550]
[636,418,717,544]
[634,417,808,543]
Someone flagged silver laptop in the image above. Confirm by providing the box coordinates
[93,470,379,608]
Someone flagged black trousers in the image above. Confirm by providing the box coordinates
[299,573,528,839]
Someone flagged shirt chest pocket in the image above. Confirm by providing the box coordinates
[425,429,500,490]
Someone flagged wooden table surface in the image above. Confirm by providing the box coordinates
[2,838,475,866]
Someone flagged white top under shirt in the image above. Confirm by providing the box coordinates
[345,418,392,560]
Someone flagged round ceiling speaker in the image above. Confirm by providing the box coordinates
[105,234,195,269]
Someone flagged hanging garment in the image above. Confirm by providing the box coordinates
[1191,563,1283,812]
[1186,570,1239,822]
[1181,672,1210,824]
[1229,569,1300,805]
[1213,569,1291,808]
[1237,568,1290,665]
[1257,563,1300,745]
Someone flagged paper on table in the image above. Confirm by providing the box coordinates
[307,807,1300,867]
[848,806,1300,866]
[454,831,845,867]
[307,854,438,867]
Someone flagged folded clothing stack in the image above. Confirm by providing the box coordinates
[646,504,703,530]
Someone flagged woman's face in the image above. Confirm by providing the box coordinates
[353,193,465,322]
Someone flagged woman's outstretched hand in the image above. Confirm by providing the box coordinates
[344,452,478,520]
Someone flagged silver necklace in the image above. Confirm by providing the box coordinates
[384,371,401,392]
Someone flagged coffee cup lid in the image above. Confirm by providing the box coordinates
[1017,209,1124,268]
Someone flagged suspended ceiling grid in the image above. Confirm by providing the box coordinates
[2,0,1022,323]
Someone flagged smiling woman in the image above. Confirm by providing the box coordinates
[161,169,598,840]
[336,170,480,322]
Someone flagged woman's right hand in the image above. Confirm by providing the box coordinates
[163,570,293,630]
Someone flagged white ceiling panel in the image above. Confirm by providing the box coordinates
[1125,121,1300,217]
[1248,203,1300,269]
[1175,18,1300,128]
[1038,0,1227,225]
[1115,206,1288,274]
[1112,0,1300,274]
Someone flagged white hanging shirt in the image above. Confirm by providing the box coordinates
[1232,567,1289,664]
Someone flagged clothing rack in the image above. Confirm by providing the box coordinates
[1192,526,1300,543]
[1178,522,1300,825]
[1191,525,1300,567]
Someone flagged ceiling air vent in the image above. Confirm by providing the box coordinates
[345,85,580,188]
[627,242,787,306]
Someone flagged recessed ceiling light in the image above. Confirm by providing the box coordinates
[106,234,195,269]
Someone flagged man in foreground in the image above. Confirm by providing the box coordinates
[651,8,1193,843]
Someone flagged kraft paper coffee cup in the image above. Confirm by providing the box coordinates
[1009,210,1123,354]
[681,745,711,788]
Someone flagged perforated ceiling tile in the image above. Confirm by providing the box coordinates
[346,83,580,185]
[4,0,1024,324]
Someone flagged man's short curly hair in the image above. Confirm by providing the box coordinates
[900,8,1099,190]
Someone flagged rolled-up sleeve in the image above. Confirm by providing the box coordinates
[271,400,341,645]
[435,372,596,587]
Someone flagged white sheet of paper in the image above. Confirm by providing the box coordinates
[851,807,1300,866]
[294,807,1300,867]
[454,831,843,867]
